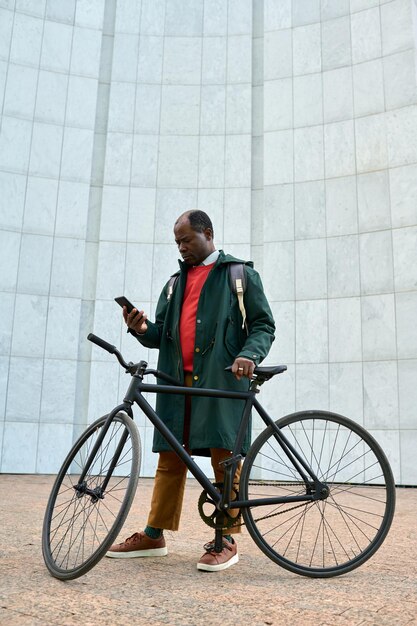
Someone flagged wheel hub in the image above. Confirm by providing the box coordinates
[306,481,330,500]
[74,482,104,503]
[320,484,330,499]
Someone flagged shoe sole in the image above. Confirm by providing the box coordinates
[197,553,239,572]
[105,547,168,558]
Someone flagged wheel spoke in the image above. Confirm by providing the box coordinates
[42,414,140,579]
[242,411,395,577]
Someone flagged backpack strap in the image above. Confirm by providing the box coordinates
[228,263,248,332]
[167,264,248,333]
[167,275,179,301]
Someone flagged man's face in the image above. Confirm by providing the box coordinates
[174,219,214,265]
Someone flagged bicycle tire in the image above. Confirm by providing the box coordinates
[240,410,395,578]
[42,412,140,580]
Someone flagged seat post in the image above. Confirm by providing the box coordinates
[250,378,262,392]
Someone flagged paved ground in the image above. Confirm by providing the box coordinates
[0,474,416,626]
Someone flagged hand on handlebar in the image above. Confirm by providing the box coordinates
[123,306,148,335]
[231,357,255,381]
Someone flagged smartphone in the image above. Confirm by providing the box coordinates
[114,296,136,314]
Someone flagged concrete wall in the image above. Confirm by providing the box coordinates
[0,0,416,484]
[259,0,417,486]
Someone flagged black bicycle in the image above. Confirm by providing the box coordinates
[42,334,395,580]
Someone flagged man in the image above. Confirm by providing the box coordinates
[106,210,275,571]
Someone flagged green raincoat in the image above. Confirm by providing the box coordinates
[136,251,275,456]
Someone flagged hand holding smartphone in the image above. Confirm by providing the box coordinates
[114,296,135,314]
[115,296,148,335]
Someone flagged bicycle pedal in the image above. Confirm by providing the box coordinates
[219,454,243,467]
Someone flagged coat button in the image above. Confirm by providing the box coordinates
[193,375,199,381]
[196,319,201,324]
[195,347,200,353]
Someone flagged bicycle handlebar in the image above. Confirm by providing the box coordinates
[87,333,117,354]
[87,333,181,383]
[87,334,248,385]
[87,333,132,370]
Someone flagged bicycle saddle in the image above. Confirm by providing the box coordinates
[225,365,287,380]
[254,365,287,379]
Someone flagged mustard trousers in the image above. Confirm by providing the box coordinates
[147,373,241,535]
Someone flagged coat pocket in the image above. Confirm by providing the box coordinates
[201,322,217,356]
[224,317,241,358]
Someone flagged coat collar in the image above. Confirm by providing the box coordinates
[177,249,252,273]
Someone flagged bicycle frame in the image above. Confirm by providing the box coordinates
[76,366,325,510]
[128,374,325,512]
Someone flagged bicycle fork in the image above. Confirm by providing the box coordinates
[73,403,133,502]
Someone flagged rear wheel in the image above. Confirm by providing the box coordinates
[42,412,140,580]
[241,410,395,577]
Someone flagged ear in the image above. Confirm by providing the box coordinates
[204,227,213,241]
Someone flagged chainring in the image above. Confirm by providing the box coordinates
[198,486,242,530]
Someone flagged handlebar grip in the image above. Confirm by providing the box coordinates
[87,333,117,354]
[154,370,182,386]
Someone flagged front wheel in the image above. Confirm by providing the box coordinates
[240,410,395,577]
[42,412,141,580]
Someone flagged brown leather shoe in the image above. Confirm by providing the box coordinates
[197,537,239,572]
[106,531,167,558]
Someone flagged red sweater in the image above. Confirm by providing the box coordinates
[179,263,214,372]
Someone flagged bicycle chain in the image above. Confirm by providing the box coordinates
[199,481,311,529]
[234,481,311,528]
[236,501,309,527]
